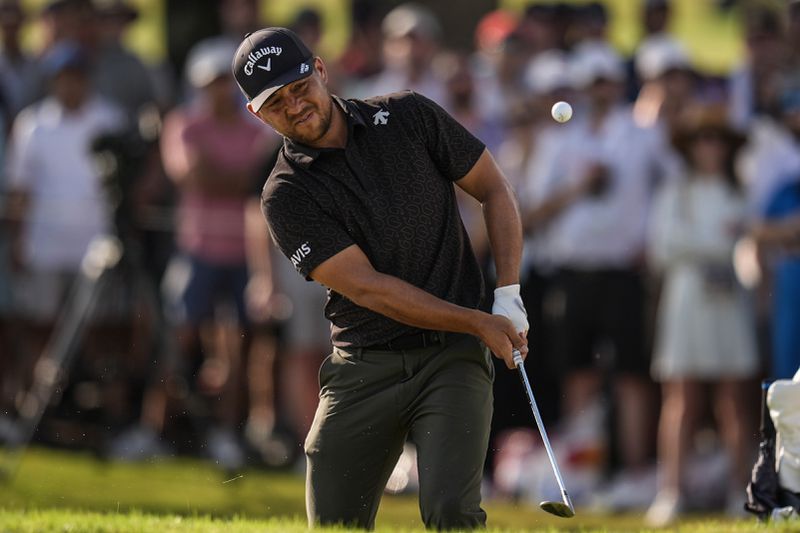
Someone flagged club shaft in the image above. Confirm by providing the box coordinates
[513,351,569,497]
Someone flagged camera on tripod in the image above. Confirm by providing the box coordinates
[91,106,161,240]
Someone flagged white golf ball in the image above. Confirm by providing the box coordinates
[551,101,573,123]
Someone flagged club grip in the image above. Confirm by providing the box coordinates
[512,348,524,367]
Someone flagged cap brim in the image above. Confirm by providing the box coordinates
[249,60,314,112]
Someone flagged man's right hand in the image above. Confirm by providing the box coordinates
[474,313,528,369]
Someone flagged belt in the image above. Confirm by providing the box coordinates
[365,330,442,351]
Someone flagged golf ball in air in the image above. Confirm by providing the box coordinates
[551,101,573,123]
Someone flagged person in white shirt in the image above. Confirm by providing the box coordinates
[352,3,446,104]
[632,36,694,182]
[528,45,670,501]
[5,41,124,378]
[738,89,800,218]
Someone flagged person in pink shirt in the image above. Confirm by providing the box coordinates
[110,40,276,470]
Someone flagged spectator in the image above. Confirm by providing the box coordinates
[290,8,340,94]
[244,116,329,454]
[473,31,529,129]
[217,0,260,40]
[355,3,445,103]
[0,0,38,122]
[179,0,262,104]
[748,87,800,380]
[528,45,668,507]
[3,41,125,435]
[571,2,611,55]
[516,48,575,310]
[640,0,671,41]
[473,9,518,62]
[91,0,170,289]
[729,6,786,130]
[785,0,800,89]
[92,0,161,123]
[517,3,560,59]
[290,8,322,52]
[160,39,273,470]
[19,0,97,111]
[517,49,575,283]
[737,86,800,386]
[627,0,674,100]
[435,50,501,264]
[753,175,800,380]
[337,0,384,85]
[113,40,274,469]
[268,240,331,446]
[493,49,575,438]
[739,88,800,219]
[470,8,519,110]
[39,0,95,50]
[0,86,11,441]
[241,194,293,466]
[634,38,694,126]
[436,51,504,154]
[632,37,696,179]
[645,105,758,526]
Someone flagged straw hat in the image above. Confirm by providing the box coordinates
[671,104,746,158]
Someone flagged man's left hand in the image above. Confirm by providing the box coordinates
[492,284,529,335]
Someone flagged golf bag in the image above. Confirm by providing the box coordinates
[745,377,800,521]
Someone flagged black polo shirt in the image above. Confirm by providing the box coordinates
[262,91,486,348]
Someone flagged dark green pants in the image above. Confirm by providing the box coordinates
[304,332,494,530]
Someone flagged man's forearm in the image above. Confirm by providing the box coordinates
[482,181,523,287]
[310,243,526,363]
[348,271,485,337]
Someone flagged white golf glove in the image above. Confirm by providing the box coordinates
[492,284,529,335]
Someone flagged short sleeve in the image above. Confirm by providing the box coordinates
[160,110,192,182]
[521,128,563,206]
[5,107,39,190]
[410,92,485,181]
[262,178,354,280]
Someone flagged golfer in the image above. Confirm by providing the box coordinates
[233,27,529,530]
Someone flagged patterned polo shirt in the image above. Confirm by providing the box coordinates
[262,91,486,347]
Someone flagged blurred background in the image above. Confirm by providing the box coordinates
[0,0,799,528]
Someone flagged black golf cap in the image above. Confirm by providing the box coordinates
[232,27,314,112]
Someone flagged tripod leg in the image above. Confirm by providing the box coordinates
[0,236,122,481]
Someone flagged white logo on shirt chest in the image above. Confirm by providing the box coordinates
[373,109,390,125]
[291,242,311,268]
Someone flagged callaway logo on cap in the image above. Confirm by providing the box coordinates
[232,27,314,111]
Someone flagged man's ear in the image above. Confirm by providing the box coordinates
[314,56,328,84]
[247,102,264,123]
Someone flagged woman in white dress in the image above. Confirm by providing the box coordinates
[645,106,758,526]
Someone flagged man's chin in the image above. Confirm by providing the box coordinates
[292,129,324,146]
[292,119,330,146]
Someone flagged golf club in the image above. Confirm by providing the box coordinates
[512,348,575,518]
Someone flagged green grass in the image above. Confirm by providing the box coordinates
[0,447,793,532]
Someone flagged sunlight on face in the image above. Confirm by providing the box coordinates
[249,58,334,147]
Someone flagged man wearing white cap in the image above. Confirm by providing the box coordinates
[145,40,276,469]
[354,3,446,104]
[527,45,671,507]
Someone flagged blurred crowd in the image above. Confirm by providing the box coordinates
[0,0,799,526]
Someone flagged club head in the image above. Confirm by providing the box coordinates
[539,500,575,518]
